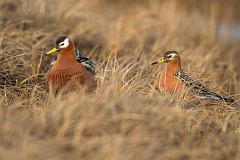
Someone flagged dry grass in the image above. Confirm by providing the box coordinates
[0,0,240,159]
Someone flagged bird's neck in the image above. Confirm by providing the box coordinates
[159,59,182,92]
[163,59,181,75]
[58,50,76,61]
[55,48,76,69]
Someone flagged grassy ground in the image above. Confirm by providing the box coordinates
[0,0,240,159]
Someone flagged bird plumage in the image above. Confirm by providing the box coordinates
[174,69,235,103]
[45,36,97,95]
[152,50,235,103]
[51,49,96,75]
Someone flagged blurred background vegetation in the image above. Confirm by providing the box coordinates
[0,0,239,160]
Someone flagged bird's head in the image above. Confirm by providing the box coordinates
[151,50,180,65]
[47,36,74,54]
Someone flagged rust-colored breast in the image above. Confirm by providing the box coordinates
[159,61,182,93]
[46,68,85,91]
[45,45,97,94]
[46,62,97,94]
[159,70,182,92]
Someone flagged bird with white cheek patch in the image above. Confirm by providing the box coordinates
[152,50,235,103]
[45,36,97,95]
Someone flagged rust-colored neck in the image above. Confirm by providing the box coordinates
[164,57,181,75]
[159,57,182,92]
[55,41,76,69]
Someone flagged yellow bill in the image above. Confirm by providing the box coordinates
[158,58,165,63]
[47,47,58,54]
[151,58,165,65]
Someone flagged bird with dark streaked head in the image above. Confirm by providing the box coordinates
[45,36,97,95]
[152,50,235,103]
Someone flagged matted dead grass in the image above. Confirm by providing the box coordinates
[0,0,240,159]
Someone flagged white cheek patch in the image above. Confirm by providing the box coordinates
[168,53,178,60]
[59,38,69,48]
[169,53,177,58]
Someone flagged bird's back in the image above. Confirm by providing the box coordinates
[174,69,235,103]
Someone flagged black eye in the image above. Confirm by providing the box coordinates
[167,55,172,58]
[59,43,64,46]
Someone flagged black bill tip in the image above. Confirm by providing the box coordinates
[151,61,158,65]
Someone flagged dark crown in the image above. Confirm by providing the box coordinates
[56,36,68,45]
[163,50,178,56]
